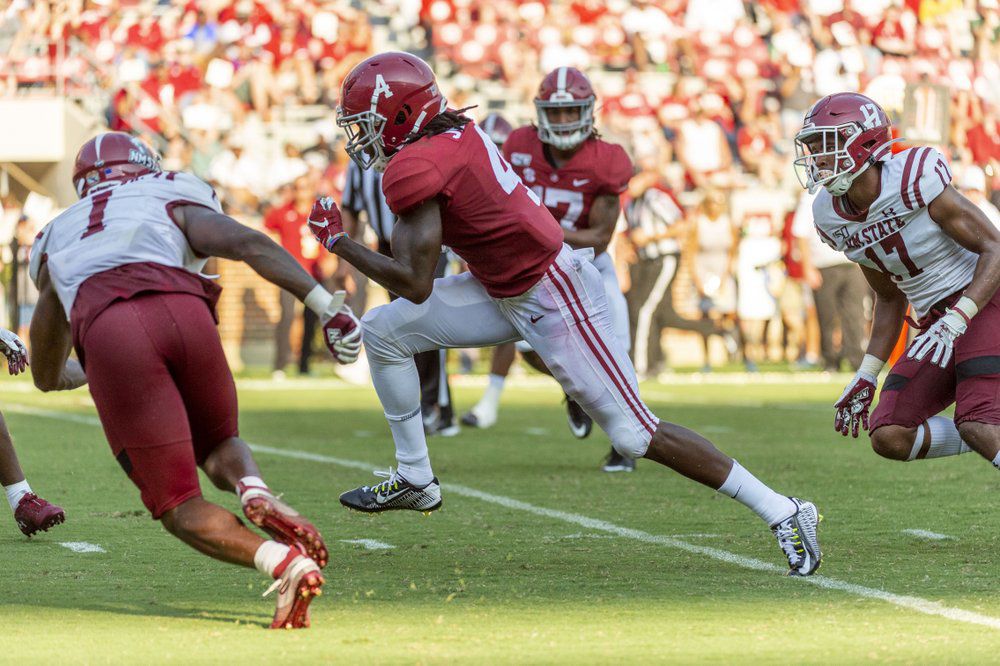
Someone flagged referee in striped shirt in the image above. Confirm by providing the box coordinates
[340,160,458,436]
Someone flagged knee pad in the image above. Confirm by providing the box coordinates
[609,425,651,459]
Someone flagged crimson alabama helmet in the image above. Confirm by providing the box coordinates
[337,51,447,172]
[73,132,162,197]
[793,92,899,196]
[534,67,595,150]
[481,112,513,147]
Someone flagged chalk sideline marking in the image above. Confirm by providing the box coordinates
[341,539,395,550]
[60,542,106,553]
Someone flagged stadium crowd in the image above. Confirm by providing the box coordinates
[2,0,1000,375]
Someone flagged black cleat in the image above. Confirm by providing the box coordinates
[565,394,592,439]
[602,448,636,473]
[340,468,442,514]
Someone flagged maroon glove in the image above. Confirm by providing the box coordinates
[307,196,346,252]
[833,373,877,438]
[323,306,361,364]
[0,328,28,375]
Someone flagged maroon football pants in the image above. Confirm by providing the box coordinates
[871,289,1000,431]
[81,293,238,518]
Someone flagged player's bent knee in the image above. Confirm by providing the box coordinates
[869,426,913,461]
[360,307,405,362]
[609,426,650,459]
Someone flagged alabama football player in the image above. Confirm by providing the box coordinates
[463,69,635,473]
[28,132,363,628]
[311,52,822,576]
[796,93,1000,473]
[0,330,65,536]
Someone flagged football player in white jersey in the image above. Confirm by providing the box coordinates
[27,132,363,628]
[795,92,1000,473]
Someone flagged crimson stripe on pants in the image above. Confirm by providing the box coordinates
[551,262,659,428]
[546,263,657,433]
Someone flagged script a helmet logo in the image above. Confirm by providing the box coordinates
[373,74,393,101]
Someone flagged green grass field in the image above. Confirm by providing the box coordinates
[3,374,1000,664]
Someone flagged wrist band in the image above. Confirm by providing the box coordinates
[953,296,979,323]
[304,285,335,316]
[858,353,885,378]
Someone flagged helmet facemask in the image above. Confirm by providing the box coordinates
[535,96,595,151]
[793,124,866,196]
[337,106,391,172]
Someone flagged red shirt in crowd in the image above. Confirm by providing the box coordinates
[264,202,317,274]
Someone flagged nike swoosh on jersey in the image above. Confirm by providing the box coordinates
[530,314,544,323]
[572,178,590,187]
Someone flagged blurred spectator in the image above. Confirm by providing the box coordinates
[731,188,791,371]
[263,175,324,377]
[791,191,866,372]
[956,165,1000,228]
[689,189,739,371]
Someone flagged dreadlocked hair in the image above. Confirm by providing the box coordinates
[407,106,476,143]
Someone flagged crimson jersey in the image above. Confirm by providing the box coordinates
[381,122,563,298]
[503,126,632,233]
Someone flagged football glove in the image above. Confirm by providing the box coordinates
[0,328,27,376]
[833,354,884,438]
[307,196,346,252]
[906,300,975,369]
[322,306,361,364]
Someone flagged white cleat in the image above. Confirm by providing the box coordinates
[460,402,498,429]
[771,497,822,576]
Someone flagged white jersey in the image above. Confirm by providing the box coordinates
[812,146,974,318]
[29,172,220,319]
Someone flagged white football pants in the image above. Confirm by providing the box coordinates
[515,250,630,354]
[361,245,659,463]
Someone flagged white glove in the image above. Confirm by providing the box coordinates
[907,297,977,368]
[0,328,28,375]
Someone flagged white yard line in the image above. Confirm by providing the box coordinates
[59,541,106,553]
[341,539,395,550]
[11,404,1000,631]
[902,529,955,541]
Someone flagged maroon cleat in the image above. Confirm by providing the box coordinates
[14,493,65,537]
[238,483,328,568]
[264,547,324,629]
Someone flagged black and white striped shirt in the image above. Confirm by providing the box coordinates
[342,160,396,245]
[626,186,684,260]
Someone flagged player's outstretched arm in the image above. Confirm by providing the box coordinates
[29,264,87,392]
[562,194,620,256]
[930,184,1000,310]
[324,199,443,304]
[176,204,362,363]
[174,204,319,302]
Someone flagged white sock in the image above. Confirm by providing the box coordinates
[253,540,291,577]
[389,408,434,486]
[237,476,268,495]
[717,461,796,526]
[992,451,1000,470]
[481,374,506,410]
[4,480,30,512]
[907,417,972,460]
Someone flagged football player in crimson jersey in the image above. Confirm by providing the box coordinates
[27,132,365,628]
[462,69,636,473]
[796,93,1000,474]
[312,52,823,576]
[0,330,65,536]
